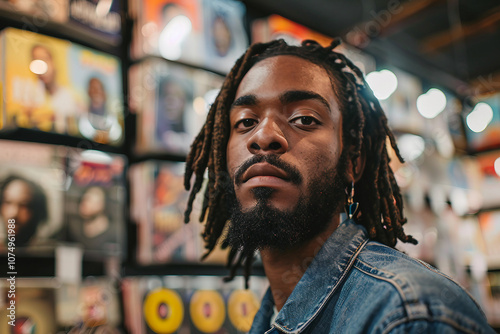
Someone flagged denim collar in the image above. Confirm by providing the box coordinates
[266,219,369,333]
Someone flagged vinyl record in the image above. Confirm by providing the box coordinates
[189,290,225,333]
[143,288,184,333]
[227,290,260,332]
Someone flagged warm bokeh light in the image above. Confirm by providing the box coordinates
[29,59,48,75]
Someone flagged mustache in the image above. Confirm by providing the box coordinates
[234,155,302,186]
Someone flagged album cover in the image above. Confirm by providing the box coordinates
[201,0,248,74]
[130,58,223,155]
[478,210,500,264]
[69,43,124,145]
[58,277,121,331]
[0,27,124,145]
[0,284,57,333]
[69,0,122,44]
[0,140,65,252]
[252,14,333,46]
[132,161,203,265]
[0,0,69,23]
[0,27,76,135]
[64,149,126,258]
[131,0,204,66]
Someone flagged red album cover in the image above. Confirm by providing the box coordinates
[64,149,126,258]
[132,161,202,265]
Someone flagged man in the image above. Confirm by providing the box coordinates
[184,39,494,333]
[0,175,48,247]
[31,44,76,133]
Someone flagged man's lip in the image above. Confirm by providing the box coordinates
[242,163,290,183]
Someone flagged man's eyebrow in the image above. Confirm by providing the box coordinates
[231,94,257,108]
[280,90,331,112]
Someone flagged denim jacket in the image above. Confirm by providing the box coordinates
[250,219,495,334]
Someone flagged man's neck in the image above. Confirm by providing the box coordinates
[260,216,340,311]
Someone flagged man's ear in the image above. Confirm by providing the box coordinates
[346,145,366,183]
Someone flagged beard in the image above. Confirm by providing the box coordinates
[225,154,348,257]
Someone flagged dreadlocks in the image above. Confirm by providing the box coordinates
[184,39,417,287]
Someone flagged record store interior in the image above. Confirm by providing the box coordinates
[0,0,500,332]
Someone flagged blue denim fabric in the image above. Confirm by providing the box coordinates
[250,219,495,334]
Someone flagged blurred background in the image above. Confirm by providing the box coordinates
[0,0,499,332]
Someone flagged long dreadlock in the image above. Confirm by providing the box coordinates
[184,39,418,287]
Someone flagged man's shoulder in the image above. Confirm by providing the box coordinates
[345,240,493,333]
[355,240,473,300]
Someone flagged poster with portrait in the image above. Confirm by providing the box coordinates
[201,0,248,74]
[68,43,124,145]
[57,277,121,330]
[130,0,204,66]
[0,0,68,23]
[0,28,76,135]
[0,140,65,252]
[64,149,126,258]
[69,0,122,44]
[0,28,124,145]
[129,58,223,155]
[131,161,202,265]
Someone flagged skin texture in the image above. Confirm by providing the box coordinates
[226,55,360,310]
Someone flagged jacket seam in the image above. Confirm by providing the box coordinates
[382,316,484,334]
[354,259,410,304]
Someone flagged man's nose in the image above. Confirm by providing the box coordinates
[247,118,288,154]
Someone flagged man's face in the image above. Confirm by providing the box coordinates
[1,180,33,228]
[225,55,346,251]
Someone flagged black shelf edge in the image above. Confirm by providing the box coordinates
[129,54,228,78]
[0,127,126,155]
[0,254,109,277]
[123,263,265,277]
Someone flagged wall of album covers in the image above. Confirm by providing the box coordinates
[0,0,499,332]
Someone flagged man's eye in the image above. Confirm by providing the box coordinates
[236,119,257,129]
[291,116,319,126]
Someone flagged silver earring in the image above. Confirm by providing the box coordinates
[345,181,359,219]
